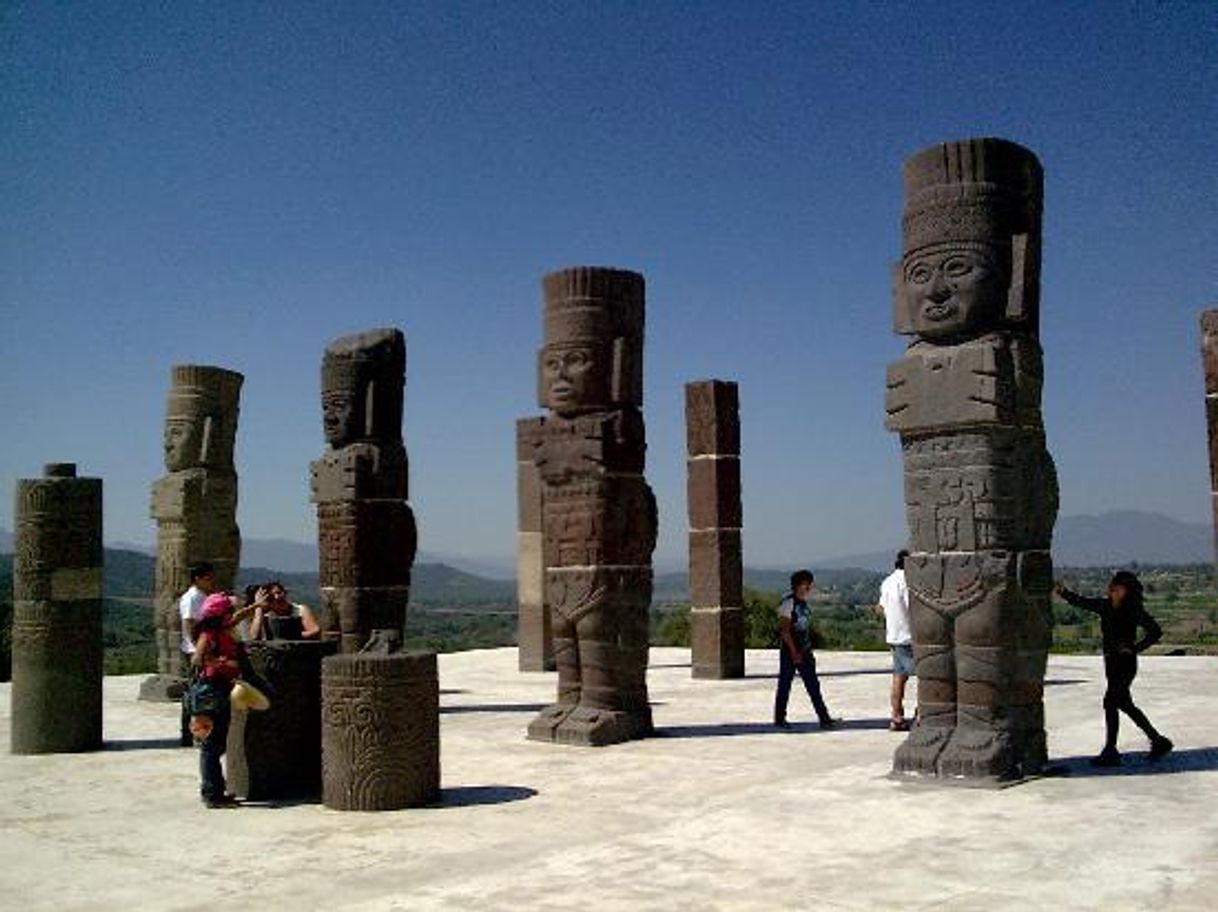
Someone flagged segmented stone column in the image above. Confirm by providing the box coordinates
[310,329,417,653]
[686,380,745,679]
[886,138,1057,783]
[1201,310,1218,569]
[516,418,553,671]
[321,636,440,810]
[10,463,104,754]
[525,267,657,747]
[141,365,242,701]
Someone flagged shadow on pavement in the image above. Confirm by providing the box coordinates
[103,737,183,751]
[441,703,548,715]
[430,785,538,808]
[1046,746,1218,778]
[1044,678,1088,687]
[655,718,893,738]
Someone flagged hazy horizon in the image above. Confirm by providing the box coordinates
[3,4,1214,568]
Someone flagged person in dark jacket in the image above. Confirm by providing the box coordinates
[1054,571,1173,766]
[773,570,836,730]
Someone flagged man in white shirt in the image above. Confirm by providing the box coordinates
[178,562,216,744]
[877,550,913,731]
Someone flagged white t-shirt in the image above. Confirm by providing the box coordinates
[879,568,911,646]
[179,585,207,655]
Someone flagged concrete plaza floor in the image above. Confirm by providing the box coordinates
[1,648,1216,911]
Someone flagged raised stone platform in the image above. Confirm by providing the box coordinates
[1,648,1216,910]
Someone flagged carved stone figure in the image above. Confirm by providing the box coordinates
[886,138,1057,781]
[516,417,553,671]
[321,632,439,810]
[141,365,243,701]
[1201,310,1218,565]
[310,329,416,653]
[10,464,104,754]
[686,380,745,679]
[525,267,657,747]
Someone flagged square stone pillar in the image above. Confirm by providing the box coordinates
[685,380,744,679]
[516,418,553,671]
[1201,310,1218,568]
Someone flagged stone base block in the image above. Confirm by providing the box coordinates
[527,703,652,747]
[228,640,337,801]
[690,607,744,679]
[138,674,186,703]
[322,650,440,811]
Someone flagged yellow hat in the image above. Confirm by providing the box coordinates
[229,680,271,712]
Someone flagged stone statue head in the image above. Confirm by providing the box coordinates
[321,328,405,447]
[894,138,1043,340]
[163,366,243,471]
[539,267,644,417]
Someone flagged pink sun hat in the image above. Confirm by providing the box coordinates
[200,593,237,621]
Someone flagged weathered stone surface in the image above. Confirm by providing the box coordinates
[888,138,1056,783]
[311,329,414,653]
[321,646,440,811]
[516,418,553,671]
[689,529,744,610]
[1203,310,1218,396]
[10,464,104,754]
[687,457,743,531]
[685,380,740,457]
[144,366,242,700]
[525,266,656,746]
[690,607,745,680]
[227,640,337,800]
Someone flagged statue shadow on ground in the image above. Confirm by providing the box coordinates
[741,668,891,681]
[103,737,183,751]
[440,702,548,715]
[655,718,892,739]
[1044,678,1088,687]
[1046,746,1218,778]
[427,785,538,808]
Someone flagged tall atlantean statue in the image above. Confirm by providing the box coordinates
[1200,310,1218,569]
[141,365,243,701]
[11,463,104,754]
[885,138,1058,781]
[311,328,416,653]
[525,267,657,746]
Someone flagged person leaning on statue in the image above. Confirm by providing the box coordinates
[1053,571,1173,767]
[245,580,321,640]
[773,570,837,730]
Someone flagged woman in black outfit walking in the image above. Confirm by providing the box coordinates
[1054,571,1173,767]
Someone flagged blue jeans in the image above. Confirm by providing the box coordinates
[198,683,233,802]
[774,646,831,724]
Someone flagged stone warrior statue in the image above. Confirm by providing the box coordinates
[885,138,1058,781]
[311,328,416,653]
[141,365,243,701]
[525,267,657,747]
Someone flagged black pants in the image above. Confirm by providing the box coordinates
[774,646,830,724]
[198,683,233,802]
[1103,653,1160,750]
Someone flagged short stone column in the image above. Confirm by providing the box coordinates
[10,463,104,754]
[685,381,745,679]
[321,644,440,810]
[226,639,337,800]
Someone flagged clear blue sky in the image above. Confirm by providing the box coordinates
[2,2,1215,568]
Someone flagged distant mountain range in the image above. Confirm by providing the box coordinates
[1,510,1213,581]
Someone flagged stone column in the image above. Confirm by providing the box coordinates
[525,266,657,747]
[1201,310,1218,568]
[321,636,440,810]
[686,380,745,679]
[310,329,417,653]
[10,463,104,754]
[141,365,243,701]
[516,418,553,671]
[886,138,1057,783]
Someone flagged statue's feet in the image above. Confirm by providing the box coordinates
[935,724,1043,781]
[526,702,577,743]
[553,705,652,747]
[892,723,952,777]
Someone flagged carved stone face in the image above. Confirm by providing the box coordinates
[542,344,610,416]
[164,417,202,471]
[322,390,360,446]
[902,244,1008,339]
